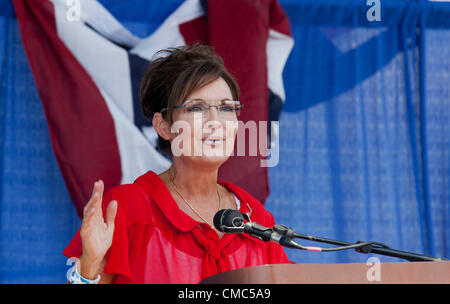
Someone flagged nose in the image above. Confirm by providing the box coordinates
[203,106,224,131]
[204,104,221,121]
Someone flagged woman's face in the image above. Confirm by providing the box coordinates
[169,77,238,167]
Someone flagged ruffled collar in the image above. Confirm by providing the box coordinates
[135,170,252,233]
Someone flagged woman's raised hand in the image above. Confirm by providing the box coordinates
[79,180,117,279]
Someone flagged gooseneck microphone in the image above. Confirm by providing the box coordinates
[213,209,246,233]
[213,209,304,249]
[213,209,446,261]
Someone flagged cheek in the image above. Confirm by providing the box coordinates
[176,119,203,144]
[226,129,235,142]
[226,121,238,139]
[170,119,195,141]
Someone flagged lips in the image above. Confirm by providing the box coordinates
[202,136,225,145]
[203,139,224,144]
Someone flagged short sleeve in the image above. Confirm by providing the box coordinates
[62,188,133,282]
[62,228,82,260]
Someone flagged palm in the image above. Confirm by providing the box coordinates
[80,180,117,263]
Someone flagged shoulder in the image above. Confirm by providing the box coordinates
[102,171,160,225]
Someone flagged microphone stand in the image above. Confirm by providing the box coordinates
[272,225,446,262]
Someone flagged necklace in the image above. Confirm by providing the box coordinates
[168,168,221,229]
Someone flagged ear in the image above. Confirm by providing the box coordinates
[152,113,172,141]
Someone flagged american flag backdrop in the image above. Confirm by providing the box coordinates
[13,0,293,217]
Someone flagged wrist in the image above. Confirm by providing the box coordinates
[69,260,101,284]
[79,254,102,280]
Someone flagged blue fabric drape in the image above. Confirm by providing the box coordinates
[0,1,81,283]
[265,0,450,263]
[0,0,449,282]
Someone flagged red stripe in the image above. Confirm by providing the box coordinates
[179,16,208,45]
[207,0,273,203]
[182,0,292,203]
[13,0,122,217]
[269,0,293,36]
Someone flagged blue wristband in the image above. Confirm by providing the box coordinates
[69,260,101,284]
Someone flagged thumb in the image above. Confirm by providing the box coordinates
[105,200,118,228]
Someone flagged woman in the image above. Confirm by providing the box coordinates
[64,44,291,284]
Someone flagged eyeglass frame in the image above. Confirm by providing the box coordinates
[160,99,243,116]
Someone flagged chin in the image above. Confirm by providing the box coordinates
[174,138,235,167]
[194,153,230,166]
[185,151,231,169]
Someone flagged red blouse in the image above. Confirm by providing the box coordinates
[63,171,292,283]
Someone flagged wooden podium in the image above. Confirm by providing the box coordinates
[200,261,450,284]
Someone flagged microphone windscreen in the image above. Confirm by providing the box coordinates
[213,209,244,232]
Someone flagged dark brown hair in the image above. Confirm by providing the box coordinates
[140,44,240,158]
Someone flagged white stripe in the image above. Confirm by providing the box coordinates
[52,0,141,47]
[99,88,170,184]
[77,0,141,48]
[51,0,171,183]
[52,0,135,123]
[266,29,294,153]
[266,29,294,102]
[130,0,204,60]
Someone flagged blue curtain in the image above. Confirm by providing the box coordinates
[0,0,449,283]
[266,0,450,263]
[0,1,81,283]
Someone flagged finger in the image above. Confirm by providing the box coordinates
[84,181,101,217]
[81,205,97,233]
[92,180,104,209]
[85,196,103,227]
[105,200,118,228]
[91,180,99,197]
[98,179,104,207]
[84,191,96,219]
[91,180,104,213]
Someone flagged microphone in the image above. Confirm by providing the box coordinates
[213,209,304,249]
[213,209,246,233]
[213,210,447,261]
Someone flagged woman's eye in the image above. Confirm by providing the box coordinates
[219,106,234,112]
[186,105,204,112]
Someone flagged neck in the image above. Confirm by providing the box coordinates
[169,159,219,197]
